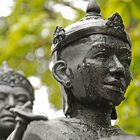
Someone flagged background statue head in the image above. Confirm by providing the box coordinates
[0,62,34,139]
[51,0,132,119]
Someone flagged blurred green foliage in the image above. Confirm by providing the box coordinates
[0,0,140,136]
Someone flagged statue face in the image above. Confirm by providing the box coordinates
[61,34,132,107]
[0,85,31,135]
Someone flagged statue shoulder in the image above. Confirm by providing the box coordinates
[22,118,79,140]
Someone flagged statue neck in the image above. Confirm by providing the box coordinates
[70,101,112,129]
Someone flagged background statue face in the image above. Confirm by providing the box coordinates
[60,34,132,108]
[0,85,32,137]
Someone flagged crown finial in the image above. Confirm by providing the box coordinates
[0,61,13,75]
[86,0,100,14]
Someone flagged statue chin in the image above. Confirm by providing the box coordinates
[0,124,15,138]
[104,94,125,107]
[0,122,15,130]
[73,88,125,108]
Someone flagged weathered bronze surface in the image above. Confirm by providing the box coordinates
[22,0,139,139]
[0,62,34,140]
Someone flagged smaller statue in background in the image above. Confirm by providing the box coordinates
[0,62,34,140]
[0,62,47,140]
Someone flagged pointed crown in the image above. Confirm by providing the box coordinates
[52,0,131,54]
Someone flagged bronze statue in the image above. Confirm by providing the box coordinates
[0,62,34,140]
[20,0,140,139]
[0,62,48,140]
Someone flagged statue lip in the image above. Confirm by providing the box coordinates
[103,80,125,94]
[1,113,15,121]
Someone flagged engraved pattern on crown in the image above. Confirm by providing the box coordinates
[81,14,101,21]
[0,62,28,87]
[106,13,125,33]
[53,26,66,45]
[0,71,26,87]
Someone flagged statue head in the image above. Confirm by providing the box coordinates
[52,0,132,119]
[0,62,34,138]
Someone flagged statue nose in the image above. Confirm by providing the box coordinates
[5,96,16,110]
[109,55,125,77]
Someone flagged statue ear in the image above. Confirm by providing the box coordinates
[52,60,71,88]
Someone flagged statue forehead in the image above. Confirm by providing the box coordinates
[73,34,130,47]
[0,84,29,94]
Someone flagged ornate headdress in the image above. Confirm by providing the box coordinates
[52,0,131,54]
[0,62,34,102]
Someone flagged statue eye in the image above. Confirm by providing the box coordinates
[0,97,5,101]
[94,52,107,59]
[121,56,131,66]
[16,95,28,104]
[0,93,6,101]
